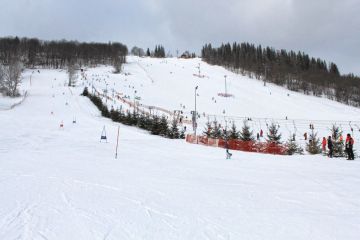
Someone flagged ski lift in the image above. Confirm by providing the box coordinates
[100,126,107,142]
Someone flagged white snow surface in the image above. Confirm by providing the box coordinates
[0,58,360,239]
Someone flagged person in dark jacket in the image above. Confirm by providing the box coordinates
[327,136,333,158]
[225,140,232,159]
[345,133,355,160]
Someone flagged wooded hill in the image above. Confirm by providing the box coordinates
[0,37,128,68]
[202,42,360,107]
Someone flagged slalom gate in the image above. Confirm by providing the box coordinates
[186,134,287,155]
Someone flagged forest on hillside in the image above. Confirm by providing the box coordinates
[0,37,128,69]
[0,36,127,96]
[202,43,360,107]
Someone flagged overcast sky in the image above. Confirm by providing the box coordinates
[0,0,359,74]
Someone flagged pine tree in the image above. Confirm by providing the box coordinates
[82,87,89,96]
[203,121,212,137]
[158,116,169,136]
[306,130,321,154]
[137,113,147,129]
[211,120,222,139]
[168,118,180,139]
[150,115,161,135]
[131,109,138,125]
[228,122,240,140]
[239,120,254,141]
[285,136,303,155]
[124,110,133,125]
[179,128,186,139]
[110,109,120,122]
[330,124,345,157]
[146,48,150,57]
[267,122,282,143]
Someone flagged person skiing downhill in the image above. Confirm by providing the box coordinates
[345,133,355,160]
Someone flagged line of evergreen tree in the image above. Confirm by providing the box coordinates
[201,42,360,107]
[154,45,166,58]
[82,87,184,139]
[0,36,128,69]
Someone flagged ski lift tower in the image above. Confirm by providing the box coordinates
[194,86,199,140]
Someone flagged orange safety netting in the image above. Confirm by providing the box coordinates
[186,135,287,155]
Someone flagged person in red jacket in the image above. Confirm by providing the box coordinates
[345,134,355,160]
[322,137,327,153]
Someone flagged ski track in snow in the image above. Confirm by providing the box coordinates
[0,59,360,239]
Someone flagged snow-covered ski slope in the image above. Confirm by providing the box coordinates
[0,60,360,239]
[89,56,360,148]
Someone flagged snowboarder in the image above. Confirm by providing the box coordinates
[327,136,333,158]
[225,141,232,159]
[322,137,327,153]
[345,133,355,160]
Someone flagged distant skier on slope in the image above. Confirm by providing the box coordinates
[327,136,333,158]
[322,137,327,154]
[225,139,232,159]
[345,133,355,160]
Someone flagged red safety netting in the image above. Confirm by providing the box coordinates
[186,135,287,155]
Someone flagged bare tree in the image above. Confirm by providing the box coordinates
[131,46,145,57]
[0,64,5,93]
[0,59,22,97]
[113,56,122,74]
[67,60,78,87]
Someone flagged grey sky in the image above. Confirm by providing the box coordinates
[0,0,359,74]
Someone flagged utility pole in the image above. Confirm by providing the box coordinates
[194,86,198,141]
[224,75,227,96]
[115,126,120,159]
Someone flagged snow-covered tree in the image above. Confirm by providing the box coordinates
[168,118,180,139]
[285,136,303,155]
[67,60,78,87]
[267,122,282,143]
[211,120,222,139]
[228,122,240,140]
[0,59,23,97]
[203,121,212,137]
[330,124,345,157]
[239,120,254,141]
[306,130,321,154]
[113,56,122,74]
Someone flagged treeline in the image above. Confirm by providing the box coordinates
[0,36,128,69]
[202,42,360,107]
[82,87,185,139]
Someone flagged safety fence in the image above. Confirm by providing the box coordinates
[92,87,192,124]
[186,134,287,155]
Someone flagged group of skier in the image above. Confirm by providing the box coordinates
[321,134,355,160]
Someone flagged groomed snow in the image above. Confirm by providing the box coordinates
[0,61,360,239]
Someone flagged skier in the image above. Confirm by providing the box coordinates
[345,133,355,160]
[256,133,260,141]
[260,129,263,138]
[304,132,308,141]
[322,137,327,153]
[327,136,333,158]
